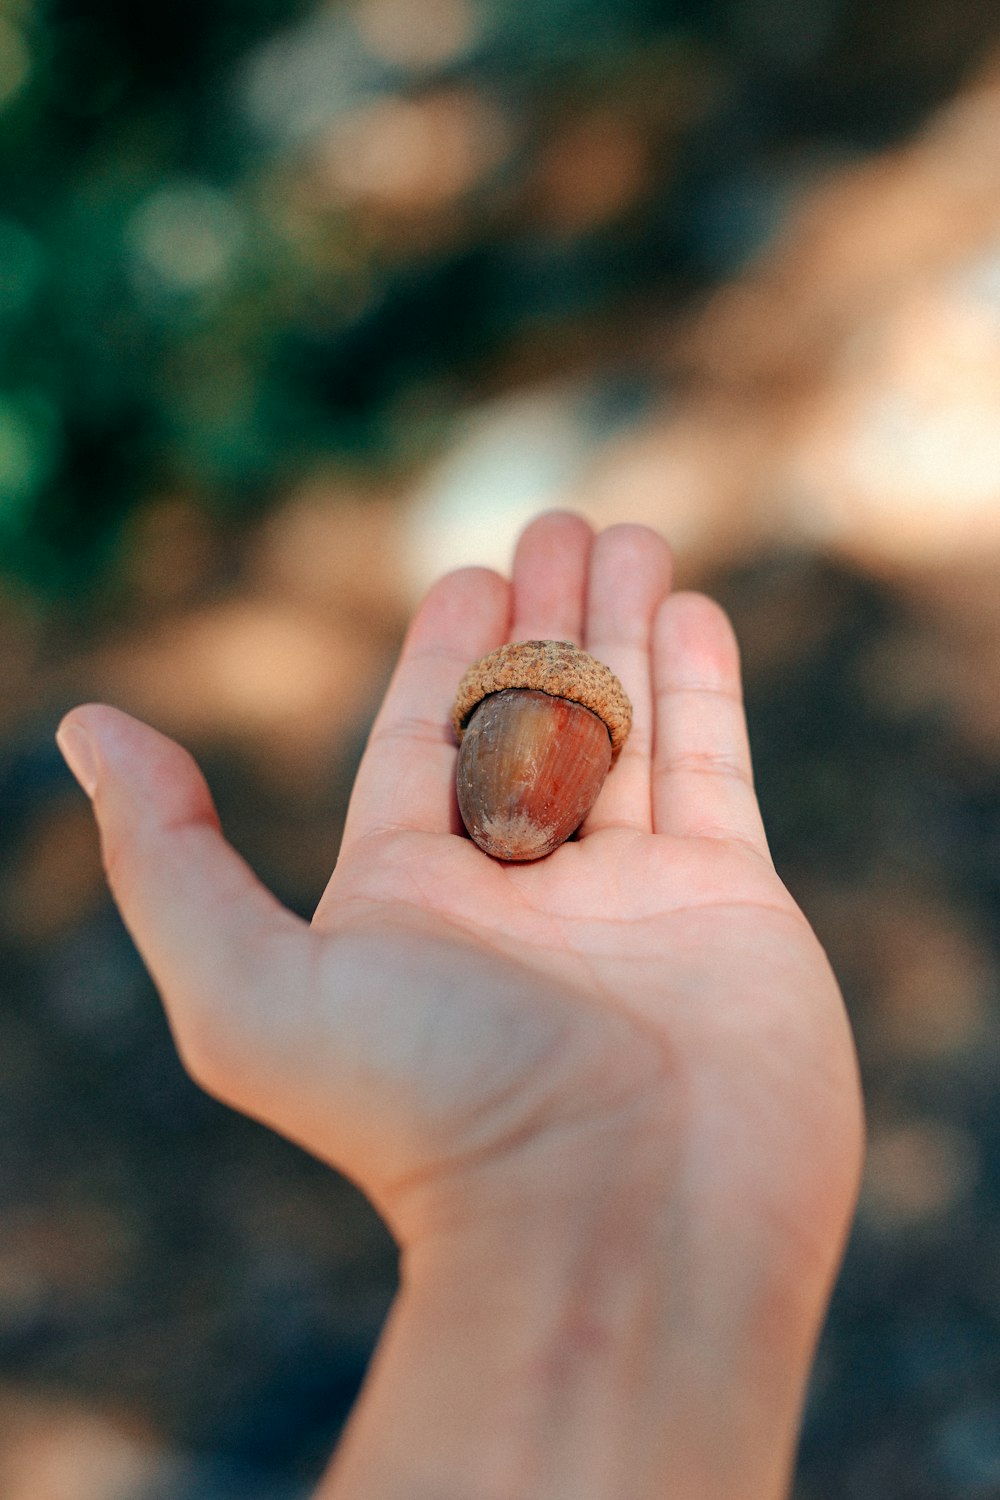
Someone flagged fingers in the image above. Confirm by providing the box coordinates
[651,592,770,853]
[337,565,510,852]
[55,704,310,1096]
[581,524,672,834]
[509,510,593,644]
[340,513,591,853]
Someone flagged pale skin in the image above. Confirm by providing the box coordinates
[56,512,865,1500]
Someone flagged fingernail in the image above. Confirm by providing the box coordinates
[56,721,99,798]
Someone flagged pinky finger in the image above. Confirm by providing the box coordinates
[651,592,770,855]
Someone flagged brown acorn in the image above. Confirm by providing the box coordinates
[451,640,632,861]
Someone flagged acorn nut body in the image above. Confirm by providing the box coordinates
[452,641,632,861]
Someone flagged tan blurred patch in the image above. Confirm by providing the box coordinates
[728,564,850,688]
[564,55,1000,757]
[674,59,1000,393]
[861,1117,979,1230]
[0,588,42,732]
[800,880,997,1066]
[876,556,1000,759]
[558,56,1000,581]
[0,1388,165,1500]
[83,598,388,786]
[786,287,1000,564]
[2,801,105,947]
[350,0,475,70]
[577,396,791,580]
[857,593,1000,759]
[858,623,959,723]
[248,480,408,628]
[527,113,652,235]
[867,890,996,1060]
[0,1204,136,1311]
[313,87,512,218]
[117,493,221,609]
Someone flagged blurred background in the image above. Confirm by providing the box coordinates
[2,0,1000,1495]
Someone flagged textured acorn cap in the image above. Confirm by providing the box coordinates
[452,640,632,762]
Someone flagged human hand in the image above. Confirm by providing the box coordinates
[57,512,864,1499]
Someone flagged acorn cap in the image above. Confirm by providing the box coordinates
[452,640,632,762]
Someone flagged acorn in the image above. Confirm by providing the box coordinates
[451,640,632,861]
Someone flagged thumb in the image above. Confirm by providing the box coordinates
[55,704,310,1107]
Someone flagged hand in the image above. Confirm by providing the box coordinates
[57,512,864,1500]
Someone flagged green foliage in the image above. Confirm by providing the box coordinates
[0,0,987,600]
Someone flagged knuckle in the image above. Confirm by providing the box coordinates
[659,748,750,784]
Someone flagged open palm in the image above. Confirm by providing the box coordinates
[311,511,862,1251]
[59,512,863,1423]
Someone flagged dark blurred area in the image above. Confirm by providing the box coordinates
[3,0,1000,1495]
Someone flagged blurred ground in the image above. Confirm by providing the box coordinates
[4,1,1000,1496]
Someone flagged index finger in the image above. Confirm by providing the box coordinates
[337,566,510,853]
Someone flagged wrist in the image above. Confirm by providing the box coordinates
[320,1151,831,1500]
[396,1221,815,1499]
